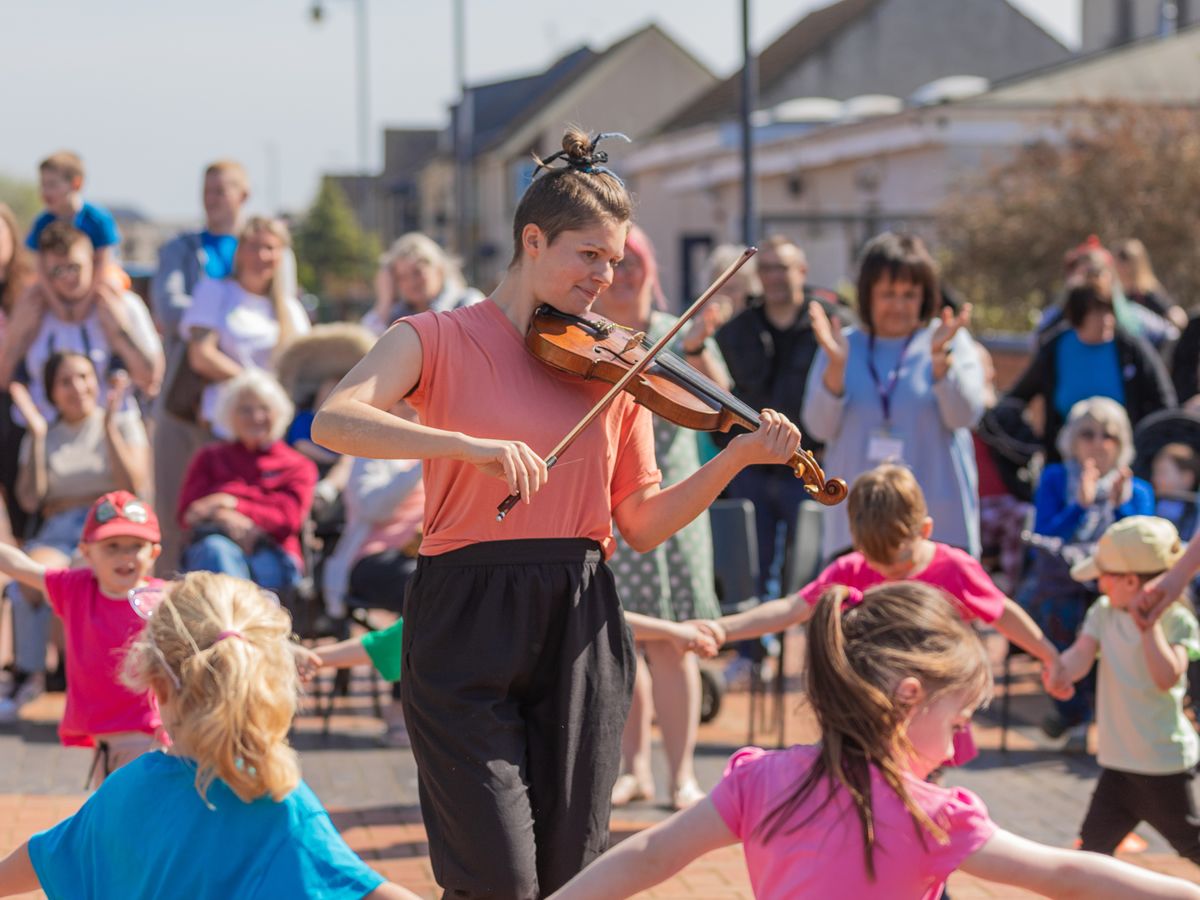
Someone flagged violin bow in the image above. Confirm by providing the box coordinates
[496,247,757,521]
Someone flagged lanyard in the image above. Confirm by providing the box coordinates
[867,330,916,423]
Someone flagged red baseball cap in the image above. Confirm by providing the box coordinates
[82,491,161,544]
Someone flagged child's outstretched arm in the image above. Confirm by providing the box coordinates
[549,798,737,900]
[1051,633,1099,696]
[960,828,1200,898]
[1138,529,1200,628]
[713,593,811,643]
[314,637,372,671]
[365,881,424,899]
[0,543,47,594]
[625,612,719,658]
[0,841,38,896]
[993,599,1057,666]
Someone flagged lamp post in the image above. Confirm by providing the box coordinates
[453,0,474,279]
[310,0,371,173]
[739,0,757,247]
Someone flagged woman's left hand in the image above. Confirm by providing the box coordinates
[930,303,972,381]
[728,409,802,468]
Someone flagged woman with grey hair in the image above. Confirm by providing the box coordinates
[177,368,317,589]
[1034,397,1152,545]
[1025,396,1155,747]
[363,232,482,335]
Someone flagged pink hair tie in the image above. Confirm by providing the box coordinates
[213,630,244,644]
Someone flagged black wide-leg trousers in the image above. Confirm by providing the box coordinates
[400,539,635,900]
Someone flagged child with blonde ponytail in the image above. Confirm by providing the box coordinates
[0,571,419,900]
[552,583,1200,900]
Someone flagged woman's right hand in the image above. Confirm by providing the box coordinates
[809,302,848,365]
[8,383,46,438]
[1076,458,1100,506]
[459,436,549,504]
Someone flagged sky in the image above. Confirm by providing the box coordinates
[0,0,1079,223]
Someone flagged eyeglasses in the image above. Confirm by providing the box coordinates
[48,262,83,279]
[1076,428,1118,443]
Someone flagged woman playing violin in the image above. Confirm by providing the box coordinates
[311,127,802,900]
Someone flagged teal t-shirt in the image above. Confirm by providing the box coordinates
[29,752,384,899]
[1053,331,1125,416]
[1083,597,1200,774]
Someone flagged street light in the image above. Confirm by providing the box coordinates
[310,0,371,173]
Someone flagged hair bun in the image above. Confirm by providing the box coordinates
[562,127,591,160]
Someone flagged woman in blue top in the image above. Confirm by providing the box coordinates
[1007,284,1174,464]
[0,571,418,900]
[804,232,984,562]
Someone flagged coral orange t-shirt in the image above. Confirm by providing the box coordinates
[404,300,662,557]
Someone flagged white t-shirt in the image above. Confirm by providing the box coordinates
[16,292,160,424]
[1083,596,1200,774]
[179,278,311,426]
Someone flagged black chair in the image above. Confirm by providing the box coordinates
[748,503,825,749]
[710,498,760,616]
[781,503,826,598]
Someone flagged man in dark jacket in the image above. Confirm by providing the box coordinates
[715,235,850,593]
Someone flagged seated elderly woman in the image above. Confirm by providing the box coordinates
[177,368,316,590]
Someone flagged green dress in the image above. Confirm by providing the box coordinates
[609,312,724,622]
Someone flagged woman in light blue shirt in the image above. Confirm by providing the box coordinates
[803,233,985,561]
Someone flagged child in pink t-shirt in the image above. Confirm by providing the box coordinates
[707,464,1069,763]
[551,582,1198,900]
[0,490,163,786]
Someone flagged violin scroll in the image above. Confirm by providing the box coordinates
[791,449,849,506]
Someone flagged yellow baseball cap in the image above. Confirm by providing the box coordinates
[1070,516,1186,582]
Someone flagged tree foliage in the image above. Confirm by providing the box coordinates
[292,177,379,306]
[937,102,1200,332]
[0,173,41,229]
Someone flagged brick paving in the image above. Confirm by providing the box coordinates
[2,630,1199,898]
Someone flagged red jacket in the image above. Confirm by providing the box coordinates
[178,441,317,566]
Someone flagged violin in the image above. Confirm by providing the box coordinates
[523,306,849,506]
[495,248,847,520]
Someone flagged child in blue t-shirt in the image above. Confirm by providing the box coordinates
[25,151,121,264]
[0,571,420,900]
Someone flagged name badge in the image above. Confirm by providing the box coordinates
[867,429,905,464]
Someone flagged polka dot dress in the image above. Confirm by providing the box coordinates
[609,313,721,622]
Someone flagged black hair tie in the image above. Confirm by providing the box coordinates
[532,132,631,182]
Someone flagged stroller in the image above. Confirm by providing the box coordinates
[1132,408,1200,540]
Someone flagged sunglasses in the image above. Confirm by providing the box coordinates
[1076,428,1118,443]
[128,584,281,621]
[48,262,84,279]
